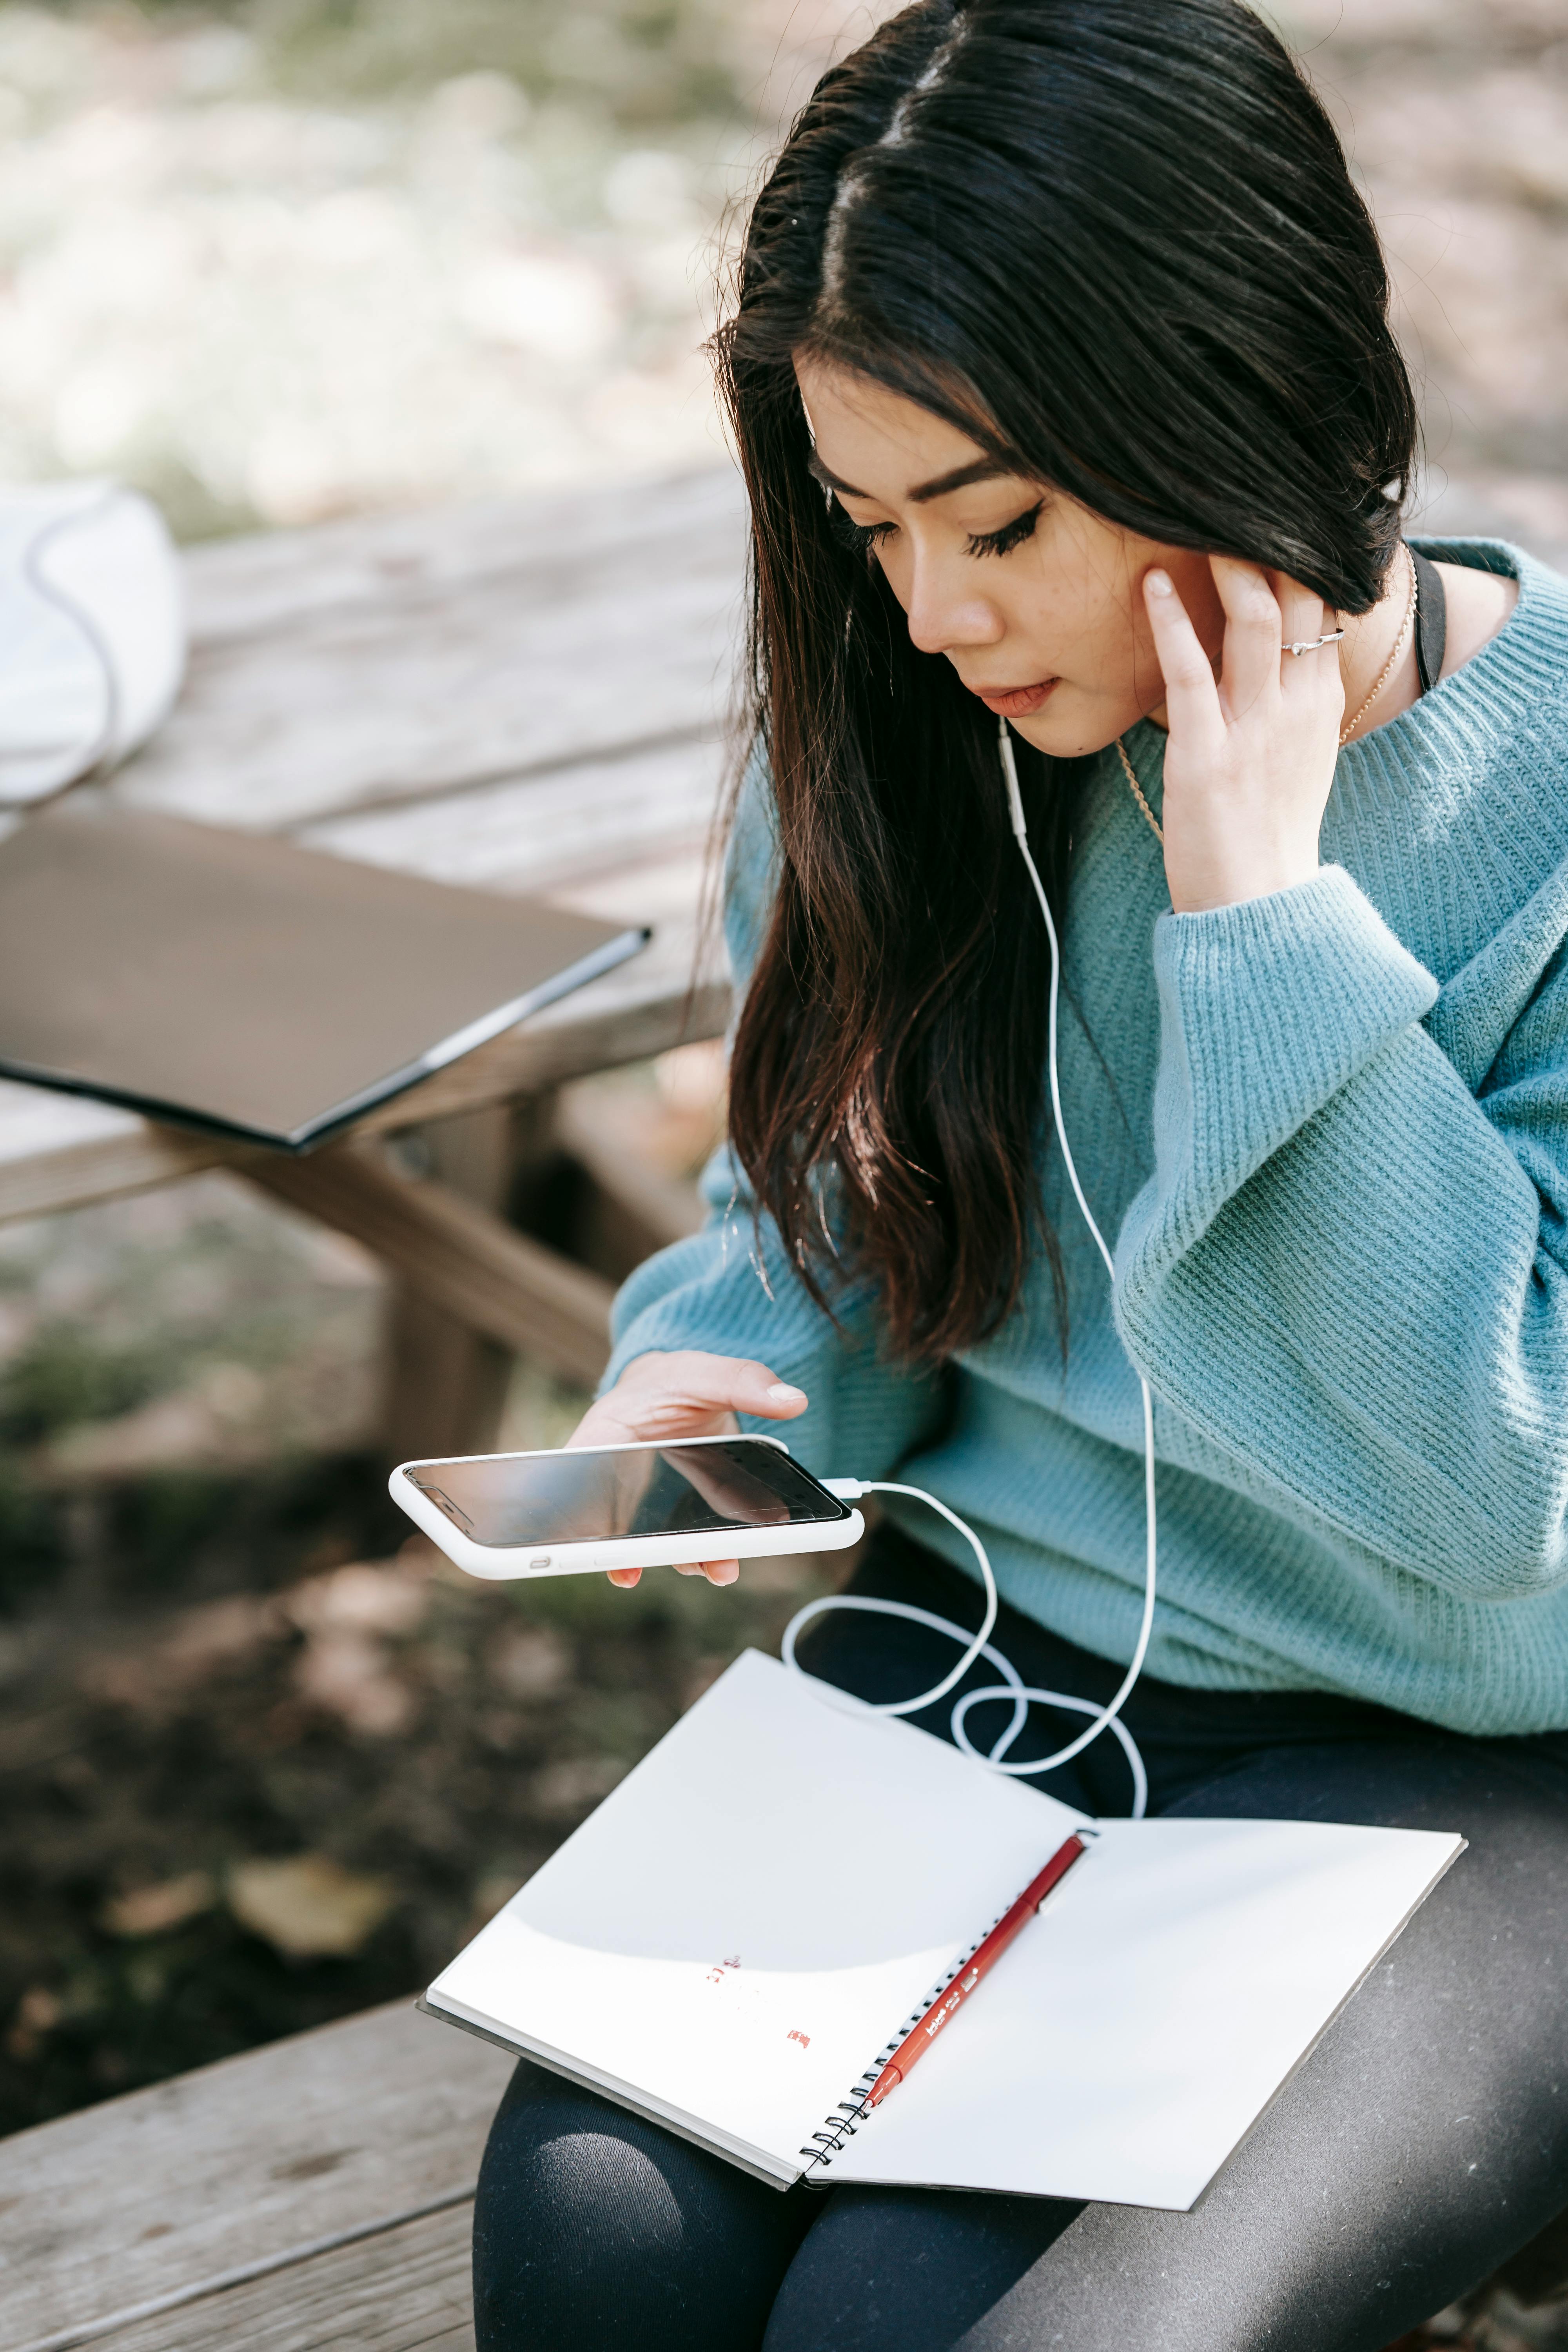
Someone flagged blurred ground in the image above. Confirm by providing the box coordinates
[1,0,1566,2164]
[1420,2305,1568,2352]
[0,1522,838,2130]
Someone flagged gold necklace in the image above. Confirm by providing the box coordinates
[1115,736,1163,844]
[1114,544,1420,844]
[1338,543,1417,746]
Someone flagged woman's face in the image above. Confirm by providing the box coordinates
[794,358,1226,759]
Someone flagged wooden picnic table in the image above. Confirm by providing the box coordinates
[0,462,748,1446]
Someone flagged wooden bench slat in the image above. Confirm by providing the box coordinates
[0,2001,510,2352]
[0,1082,226,1226]
[69,2205,474,2352]
[249,1151,615,1387]
[0,1127,230,1227]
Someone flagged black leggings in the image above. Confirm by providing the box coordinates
[471,1526,1568,2351]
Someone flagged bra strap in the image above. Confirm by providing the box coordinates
[1410,546,1447,695]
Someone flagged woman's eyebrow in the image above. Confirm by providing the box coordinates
[907,457,1011,504]
[805,449,1016,504]
[805,450,869,498]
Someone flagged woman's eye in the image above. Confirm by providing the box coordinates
[965,502,1044,560]
[827,498,896,557]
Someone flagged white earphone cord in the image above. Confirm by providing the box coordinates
[781,718,1158,1817]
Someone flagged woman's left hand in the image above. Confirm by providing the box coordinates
[1143,554,1344,914]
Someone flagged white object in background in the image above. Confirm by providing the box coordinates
[0,481,186,806]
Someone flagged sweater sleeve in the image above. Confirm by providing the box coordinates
[599,762,942,1482]
[1114,860,1568,1600]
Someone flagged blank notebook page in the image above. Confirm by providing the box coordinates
[825,1812,1458,2207]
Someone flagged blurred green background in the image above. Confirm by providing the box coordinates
[0,0,1559,544]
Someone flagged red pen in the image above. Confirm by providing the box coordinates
[863,1832,1090,2109]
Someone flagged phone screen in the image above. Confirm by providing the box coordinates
[401,1439,850,1551]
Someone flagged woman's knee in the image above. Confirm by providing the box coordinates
[472,2061,812,2352]
[762,2184,1082,2352]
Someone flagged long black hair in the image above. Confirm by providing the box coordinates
[711,0,1418,1364]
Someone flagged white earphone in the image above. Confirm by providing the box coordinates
[782,717,1159,1815]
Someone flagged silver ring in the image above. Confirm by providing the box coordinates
[1283,628,1346,656]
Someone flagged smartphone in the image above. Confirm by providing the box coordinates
[388,1434,864,1581]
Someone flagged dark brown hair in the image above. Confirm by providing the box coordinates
[711,0,1417,1364]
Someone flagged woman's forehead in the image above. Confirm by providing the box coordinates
[793,358,1022,502]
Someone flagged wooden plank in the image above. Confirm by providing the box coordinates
[89,2204,475,2352]
[248,1148,615,1387]
[0,1082,230,1226]
[177,465,744,650]
[0,2001,510,2352]
[298,733,726,898]
[554,1089,707,1257]
[118,469,747,832]
[380,1105,526,1462]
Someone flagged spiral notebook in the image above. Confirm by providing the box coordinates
[421,1650,1462,2209]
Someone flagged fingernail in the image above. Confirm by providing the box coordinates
[709,1562,740,1585]
[766,1382,806,1403]
[1146,570,1173,597]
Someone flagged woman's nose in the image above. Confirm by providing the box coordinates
[902,557,1004,658]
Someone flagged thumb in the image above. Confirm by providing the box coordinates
[652,1351,808,1420]
[570,1351,809,1448]
[714,1357,809,1419]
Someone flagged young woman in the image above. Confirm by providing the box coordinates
[472,2,1568,2344]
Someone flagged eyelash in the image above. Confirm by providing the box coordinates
[826,501,894,558]
[968,502,1044,559]
[826,497,1044,561]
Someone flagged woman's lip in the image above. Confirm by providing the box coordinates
[971,679,1058,717]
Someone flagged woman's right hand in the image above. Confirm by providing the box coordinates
[567,1351,808,1590]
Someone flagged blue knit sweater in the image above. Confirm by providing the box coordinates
[605,541,1568,1737]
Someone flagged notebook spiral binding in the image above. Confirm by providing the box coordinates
[797,1918,1001,2174]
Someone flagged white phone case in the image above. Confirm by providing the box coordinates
[389,1434,865,1581]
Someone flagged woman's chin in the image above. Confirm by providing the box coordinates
[1002,693,1148,761]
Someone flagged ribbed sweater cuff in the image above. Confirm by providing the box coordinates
[1142,865,1439,1235]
